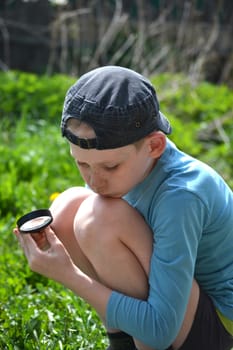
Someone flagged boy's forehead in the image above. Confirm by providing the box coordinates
[70,142,134,162]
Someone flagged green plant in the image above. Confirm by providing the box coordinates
[0,116,84,219]
[0,71,75,124]
[0,245,107,349]
[151,73,233,187]
[0,117,106,348]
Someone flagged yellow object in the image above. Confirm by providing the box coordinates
[49,192,60,202]
[216,309,233,336]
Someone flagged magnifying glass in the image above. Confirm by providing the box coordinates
[17,209,53,234]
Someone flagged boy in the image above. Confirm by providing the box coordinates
[15,66,233,350]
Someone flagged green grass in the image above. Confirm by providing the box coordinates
[0,118,107,349]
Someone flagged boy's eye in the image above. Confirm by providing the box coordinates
[104,165,119,171]
[76,161,119,171]
[77,161,89,168]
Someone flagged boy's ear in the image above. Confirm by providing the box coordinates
[146,131,166,158]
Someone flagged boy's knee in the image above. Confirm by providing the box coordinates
[50,186,92,232]
[74,195,127,248]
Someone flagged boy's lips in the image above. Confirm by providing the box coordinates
[92,187,122,198]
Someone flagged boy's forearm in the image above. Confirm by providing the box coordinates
[62,264,112,322]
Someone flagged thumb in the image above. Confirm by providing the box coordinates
[13,227,20,237]
[45,227,71,257]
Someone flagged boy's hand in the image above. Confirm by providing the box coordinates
[13,227,76,285]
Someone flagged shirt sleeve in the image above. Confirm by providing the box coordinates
[106,190,205,349]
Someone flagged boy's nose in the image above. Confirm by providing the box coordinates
[89,172,105,189]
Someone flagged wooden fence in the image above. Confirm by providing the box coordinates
[0,0,232,86]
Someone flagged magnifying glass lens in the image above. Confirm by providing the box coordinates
[20,216,52,232]
[17,209,53,234]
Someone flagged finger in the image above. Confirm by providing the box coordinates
[44,228,69,255]
[45,227,61,244]
[13,227,20,236]
[17,232,39,259]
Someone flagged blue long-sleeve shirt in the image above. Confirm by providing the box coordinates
[106,139,233,349]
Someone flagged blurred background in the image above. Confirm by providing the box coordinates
[0,0,232,86]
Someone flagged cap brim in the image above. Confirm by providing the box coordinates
[158,111,172,134]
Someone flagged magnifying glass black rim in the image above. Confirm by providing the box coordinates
[17,209,53,234]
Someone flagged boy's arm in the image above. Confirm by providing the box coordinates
[106,190,203,348]
[15,228,111,324]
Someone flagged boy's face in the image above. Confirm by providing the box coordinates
[70,141,156,198]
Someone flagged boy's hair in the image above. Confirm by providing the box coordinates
[61,66,171,150]
[66,118,94,138]
[66,118,146,151]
